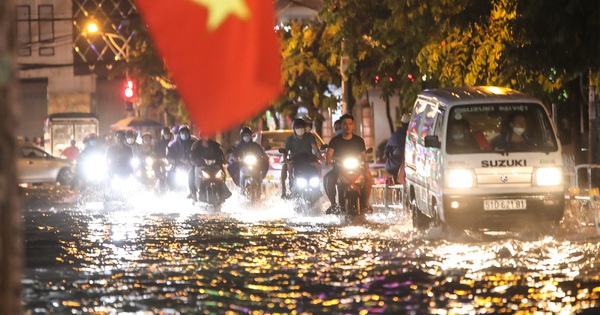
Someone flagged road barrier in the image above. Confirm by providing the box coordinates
[370,184,404,210]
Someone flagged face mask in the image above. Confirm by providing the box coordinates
[452,133,464,140]
[242,135,251,142]
[163,135,170,140]
[513,127,525,135]
[180,134,189,141]
[89,140,97,146]
[295,128,305,136]
[143,140,150,145]
[335,130,342,136]
[126,138,135,145]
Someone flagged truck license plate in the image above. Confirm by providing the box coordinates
[483,199,527,210]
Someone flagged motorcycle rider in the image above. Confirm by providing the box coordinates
[281,118,320,199]
[154,127,172,187]
[188,134,232,202]
[154,127,172,159]
[71,133,103,189]
[105,130,134,179]
[125,130,142,157]
[227,126,269,186]
[166,125,195,187]
[324,113,374,214]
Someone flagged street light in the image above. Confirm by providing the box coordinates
[84,21,132,61]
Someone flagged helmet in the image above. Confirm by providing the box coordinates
[125,130,137,138]
[303,116,313,127]
[115,130,126,138]
[142,132,152,139]
[240,126,252,137]
[179,125,190,133]
[171,125,180,134]
[161,127,171,136]
[292,118,306,129]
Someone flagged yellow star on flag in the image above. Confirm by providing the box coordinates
[190,0,250,31]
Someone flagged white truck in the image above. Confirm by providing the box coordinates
[404,86,565,230]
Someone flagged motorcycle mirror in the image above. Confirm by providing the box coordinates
[265,145,272,150]
[366,148,373,154]
[278,148,286,154]
[321,144,329,150]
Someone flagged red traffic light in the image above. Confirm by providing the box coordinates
[124,80,134,98]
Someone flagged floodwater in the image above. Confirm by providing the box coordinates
[21,186,600,314]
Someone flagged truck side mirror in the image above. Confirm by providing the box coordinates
[424,135,441,148]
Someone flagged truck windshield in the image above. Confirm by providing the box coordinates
[446,103,558,154]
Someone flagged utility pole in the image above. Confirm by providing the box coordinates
[588,69,600,188]
[0,0,23,312]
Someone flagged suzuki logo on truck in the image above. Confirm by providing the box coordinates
[481,159,527,167]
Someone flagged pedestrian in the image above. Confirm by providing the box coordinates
[384,113,410,184]
[62,140,80,161]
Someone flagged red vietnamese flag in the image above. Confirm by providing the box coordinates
[135,0,282,136]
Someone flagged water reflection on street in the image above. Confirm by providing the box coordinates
[21,186,600,314]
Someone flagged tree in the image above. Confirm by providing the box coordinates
[1,0,23,312]
[278,20,341,121]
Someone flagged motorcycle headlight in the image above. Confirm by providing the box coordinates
[84,156,107,180]
[309,177,320,187]
[243,155,257,165]
[176,169,188,183]
[145,156,154,166]
[131,157,140,168]
[343,158,359,170]
[202,170,210,179]
[536,167,563,186]
[217,170,225,179]
[446,169,473,188]
[296,178,308,188]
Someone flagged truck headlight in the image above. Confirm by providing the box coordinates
[536,167,562,186]
[447,169,473,188]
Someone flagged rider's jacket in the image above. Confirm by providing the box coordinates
[105,144,133,175]
[230,141,267,164]
[166,138,194,165]
[190,140,225,167]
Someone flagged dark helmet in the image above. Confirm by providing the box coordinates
[171,125,180,134]
[292,118,306,129]
[179,125,190,133]
[303,116,313,127]
[125,130,137,138]
[240,126,252,137]
[115,130,126,138]
[161,127,171,136]
[142,132,152,140]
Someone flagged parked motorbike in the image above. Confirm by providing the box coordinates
[238,153,263,203]
[279,149,322,206]
[194,159,226,210]
[334,148,373,217]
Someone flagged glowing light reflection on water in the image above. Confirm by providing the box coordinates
[21,187,600,314]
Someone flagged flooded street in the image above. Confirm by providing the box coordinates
[21,186,600,314]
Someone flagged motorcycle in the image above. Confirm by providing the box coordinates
[334,148,373,217]
[194,159,226,209]
[238,154,263,203]
[132,154,156,188]
[279,149,322,206]
[165,161,191,192]
[79,152,108,187]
